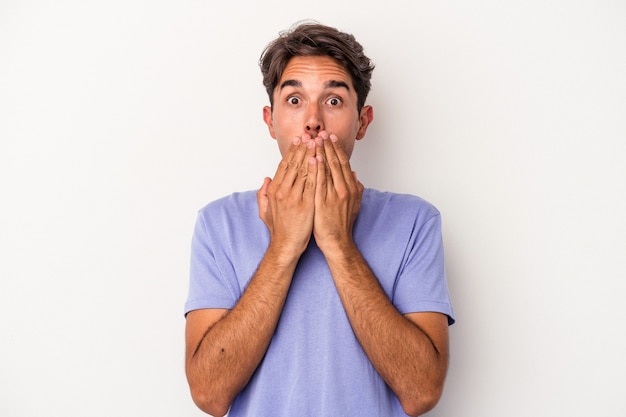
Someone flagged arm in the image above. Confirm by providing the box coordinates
[313,132,449,416]
[323,247,449,416]
[185,137,318,416]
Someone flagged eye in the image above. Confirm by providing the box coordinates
[327,97,342,106]
[287,96,301,105]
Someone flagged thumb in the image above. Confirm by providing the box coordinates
[257,177,272,214]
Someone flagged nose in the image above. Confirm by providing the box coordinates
[306,124,321,134]
[305,104,323,136]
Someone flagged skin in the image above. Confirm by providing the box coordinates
[185,55,449,417]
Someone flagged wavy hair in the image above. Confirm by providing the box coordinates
[259,21,375,113]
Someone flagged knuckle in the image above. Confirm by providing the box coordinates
[335,187,349,200]
[274,188,287,201]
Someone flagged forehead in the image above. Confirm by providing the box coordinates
[279,56,353,87]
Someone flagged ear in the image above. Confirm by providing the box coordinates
[263,106,277,139]
[356,105,374,140]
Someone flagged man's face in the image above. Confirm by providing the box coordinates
[263,55,373,158]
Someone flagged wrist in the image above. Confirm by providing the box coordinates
[317,236,359,262]
[266,238,308,268]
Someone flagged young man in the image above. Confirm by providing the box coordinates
[184,22,455,417]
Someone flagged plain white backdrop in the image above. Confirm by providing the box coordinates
[1,1,625,416]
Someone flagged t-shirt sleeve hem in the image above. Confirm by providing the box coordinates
[184,297,235,317]
[396,301,456,325]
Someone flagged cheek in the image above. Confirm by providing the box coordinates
[341,141,356,159]
[275,135,295,159]
[278,141,289,158]
[334,119,360,141]
[272,112,299,137]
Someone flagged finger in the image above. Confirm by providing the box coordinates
[293,138,317,197]
[318,134,334,186]
[328,133,354,186]
[315,151,328,203]
[321,134,348,193]
[314,135,331,200]
[352,171,364,206]
[302,154,318,204]
[257,177,272,216]
[274,136,310,187]
[352,171,362,189]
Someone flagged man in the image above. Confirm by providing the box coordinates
[184,22,455,417]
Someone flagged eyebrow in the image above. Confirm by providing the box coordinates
[279,79,351,91]
[325,80,350,90]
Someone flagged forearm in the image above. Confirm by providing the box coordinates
[186,244,299,416]
[324,243,448,416]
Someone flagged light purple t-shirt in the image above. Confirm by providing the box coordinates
[185,188,455,417]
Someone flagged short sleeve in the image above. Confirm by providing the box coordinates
[393,213,455,325]
[184,210,239,316]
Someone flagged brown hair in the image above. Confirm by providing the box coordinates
[259,21,375,113]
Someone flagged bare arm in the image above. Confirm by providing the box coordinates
[313,132,449,416]
[323,247,449,416]
[185,249,298,416]
[185,138,317,416]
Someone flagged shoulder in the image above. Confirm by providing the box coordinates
[362,188,440,222]
[195,190,261,234]
[198,190,258,217]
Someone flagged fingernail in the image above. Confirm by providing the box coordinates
[330,134,338,143]
[293,137,301,145]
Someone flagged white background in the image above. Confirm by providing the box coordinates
[1,1,625,416]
